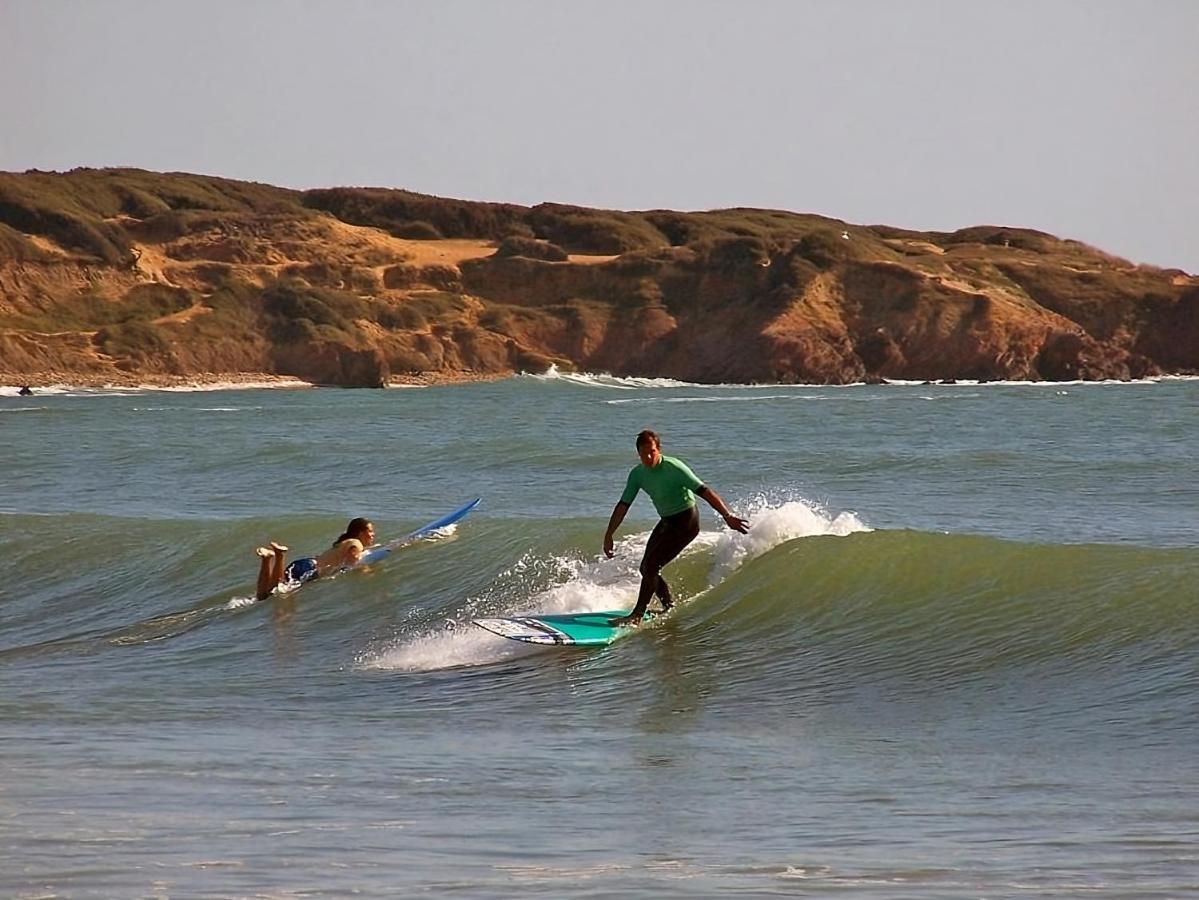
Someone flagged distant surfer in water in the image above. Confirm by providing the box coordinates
[604,430,749,626]
[254,517,375,601]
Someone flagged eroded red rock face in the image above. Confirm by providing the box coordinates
[1,170,1194,385]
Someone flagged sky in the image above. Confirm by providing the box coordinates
[2,0,1196,272]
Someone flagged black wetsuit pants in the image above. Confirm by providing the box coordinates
[630,505,700,617]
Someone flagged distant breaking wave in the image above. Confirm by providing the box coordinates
[518,366,1199,391]
[519,365,697,389]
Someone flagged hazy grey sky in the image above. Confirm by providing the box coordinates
[2,0,1196,271]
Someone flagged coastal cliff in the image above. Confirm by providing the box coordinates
[1,168,1194,386]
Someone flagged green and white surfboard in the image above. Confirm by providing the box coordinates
[473,610,657,646]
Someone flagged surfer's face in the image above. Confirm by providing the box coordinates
[638,441,662,468]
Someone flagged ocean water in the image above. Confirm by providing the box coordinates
[1,373,1197,898]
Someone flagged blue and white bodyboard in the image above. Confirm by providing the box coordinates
[359,497,481,565]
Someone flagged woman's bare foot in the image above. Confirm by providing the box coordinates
[256,546,274,558]
[270,541,289,553]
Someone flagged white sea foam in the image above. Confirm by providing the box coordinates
[362,496,870,672]
[517,368,1199,394]
[358,620,541,671]
[520,364,695,389]
[606,393,848,405]
[154,380,310,392]
[882,376,1194,386]
[130,406,265,412]
[0,379,310,397]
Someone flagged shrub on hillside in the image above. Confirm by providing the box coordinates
[792,229,872,269]
[390,220,443,240]
[527,204,666,255]
[946,226,1057,254]
[383,264,420,289]
[0,198,133,266]
[407,291,469,321]
[419,265,462,291]
[95,320,180,372]
[610,246,695,275]
[261,279,367,344]
[647,209,838,250]
[198,280,261,334]
[644,212,726,247]
[694,236,772,272]
[995,261,1174,339]
[279,262,377,293]
[348,266,381,294]
[127,209,255,243]
[0,223,49,262]
[125,210,193,242]
[377,302,428,331]
[0,283,194,332]
[121,283,194,320]
[46,168,299,216]
[376,291,469,332]
[303,188,526,240]
[0,169,302,266]
[492,236,569,261]
[114,185,171,218]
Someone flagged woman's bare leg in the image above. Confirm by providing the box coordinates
[270,542,288,588]
[255,547,276,600]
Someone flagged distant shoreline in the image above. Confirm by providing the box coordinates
[2,369,1195,395]
[0,370,510,392]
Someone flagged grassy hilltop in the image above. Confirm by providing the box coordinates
[1,167,1195,386]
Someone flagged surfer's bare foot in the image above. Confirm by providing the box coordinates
[658,598,674,612]
[270,541,289,553]
[255,546,274,558]
[609,615,642,627]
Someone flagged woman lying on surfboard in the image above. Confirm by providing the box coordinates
[603,430,749,626]
[254,517,376,601]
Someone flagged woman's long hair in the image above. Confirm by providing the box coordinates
[334,517,372,546]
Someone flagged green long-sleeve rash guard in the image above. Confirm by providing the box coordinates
[620,455,705,518]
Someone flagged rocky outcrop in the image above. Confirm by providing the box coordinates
[0,168,1194,385]
[273,342,389,388]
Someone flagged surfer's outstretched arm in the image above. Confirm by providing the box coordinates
[603,501,631,558]
[697,486,750,533]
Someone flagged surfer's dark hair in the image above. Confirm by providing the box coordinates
[636,429,660,449]
[334,517,372,546]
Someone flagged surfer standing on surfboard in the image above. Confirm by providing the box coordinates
[604,430,749,626]
[253,518,375,600]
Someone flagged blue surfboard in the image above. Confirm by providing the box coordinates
[359,497,481,565]
[473,609,657,646]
